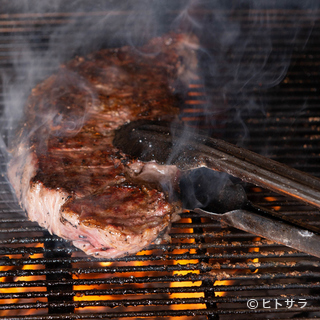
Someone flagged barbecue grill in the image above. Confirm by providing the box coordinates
[1,1,320,319]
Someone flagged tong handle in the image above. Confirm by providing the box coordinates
[195,207,320,258]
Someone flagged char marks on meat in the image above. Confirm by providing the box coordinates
[8,33,198,258]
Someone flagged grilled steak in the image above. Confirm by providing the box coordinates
[8,33,199,258]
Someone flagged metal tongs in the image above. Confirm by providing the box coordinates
[114,120,320,258]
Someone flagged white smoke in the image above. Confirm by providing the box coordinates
[0,0,319,206]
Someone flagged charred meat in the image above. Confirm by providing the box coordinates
[8,33,198,258]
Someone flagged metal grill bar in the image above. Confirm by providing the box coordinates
[3,261,320,278]
[0,298,318,311]
[1,272,320,288]
[0,286,318,299]
[1,256,317,271]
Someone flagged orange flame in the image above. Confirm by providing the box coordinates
[169,217,206,315]
[0,243,46,316]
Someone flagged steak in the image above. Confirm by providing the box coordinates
[7,33,199,258]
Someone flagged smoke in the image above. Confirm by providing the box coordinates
[173,0,319,142]
[0,0,319,212]
[2,1,318,141]
[0,1,183,134]
[165,0,320,205]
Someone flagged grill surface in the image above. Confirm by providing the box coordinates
[1,2,320,319]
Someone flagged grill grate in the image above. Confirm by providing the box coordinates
[1,2,320,319]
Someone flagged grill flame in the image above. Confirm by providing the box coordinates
[0,243,46,317]
[169,217,206,314]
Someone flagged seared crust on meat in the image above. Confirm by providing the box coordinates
[8,32,198,258]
